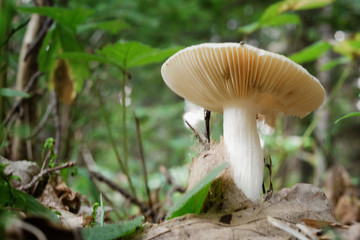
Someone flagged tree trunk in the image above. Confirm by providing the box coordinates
[11,13,43,160]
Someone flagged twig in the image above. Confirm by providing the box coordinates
[20,162,76,192]
[94,85,136,197]
[90,171,150,214]
[0,18,30,48]
[3,71,42,126]
[204,109,211,143]
[24,18,53,61]
[267,216,310,240]
[185,120,205,145]
[27,97,55,139]
[159,165,185,193]
[52,92,61,160]
[133,112,153,214]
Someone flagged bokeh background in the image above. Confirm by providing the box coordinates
[1,0,360,220]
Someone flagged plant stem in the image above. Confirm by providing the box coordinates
[122,70,129,173]
[94,85,136,197]
[133,112,154,219]
[302,64,352,142]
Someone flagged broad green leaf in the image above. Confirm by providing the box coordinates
[0,88,29,98]
[38,26,61,73]
[335,112,360,124]
[259,2,284,22]
[17,7,93,30]
[289,40,331,64]
[238,22,260,34]
[0,184,59,222]
[58,52,121,68]
[81,216,143,240]
[264,13,301,27]
[280,0,334,11]
[98,41,182,69]
[321,57,349,71]
[78,20,129,34]
[166,162,228,220]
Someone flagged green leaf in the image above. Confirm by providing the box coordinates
[166,162,228,220]
[281,0,334,11]
[17,7,93,30]
[81,216,143,240]
[289,40,331,64]
[98,41,182,69]
[0,184,59,222]
[0,88,30,98]
[238,22,260,34]
[38,26,61,73]
[58,52,122,68]
[78,20,129,34]
[321,57,349,71]
[264,13,301,27]
[335,112,360,124]
[259,2,283,22]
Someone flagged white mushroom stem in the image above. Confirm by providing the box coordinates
[223,104,264,202]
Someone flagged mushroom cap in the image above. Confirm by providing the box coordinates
[161,43,325,120]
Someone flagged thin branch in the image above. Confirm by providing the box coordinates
[185,120,205,145]
[27,97,55,139]
[90,171,150,214]
[24,18,53,61]
[159,165,185,194]
[0,18,30,48]
[204,109,211,144]
[133,112,153,213]
[52,92,61,160]
[3,71,42,126]
[94,85,136,197]
[20,162,76,192]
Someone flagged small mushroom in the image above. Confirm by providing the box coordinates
[161,43,325,202]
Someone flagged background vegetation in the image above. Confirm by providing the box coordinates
[1,0,360,225]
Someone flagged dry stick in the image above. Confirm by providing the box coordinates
[204,109,211,144]
[24,18,53,61]
[184,120,205,145]
[52,92,61,161]
[27,98,55,139]
[159,165,185,193]
[133,112,153,214]
[3,71,42,126]
[0,18,30,48]
[94,86,136,197]
[90,171,149,214]
[20,162,76,192]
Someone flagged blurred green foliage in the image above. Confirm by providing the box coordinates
[1,0,360,223]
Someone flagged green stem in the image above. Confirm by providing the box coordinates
[122,70,129,172]
[302,64,352,142]
[94,85,136,197]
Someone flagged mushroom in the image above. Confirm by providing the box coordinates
[161,43,325,202]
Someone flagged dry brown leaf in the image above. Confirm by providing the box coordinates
[39,176,81,213]
[1,157,39,189]
[133,183,334,240]
[50,59,76,105]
